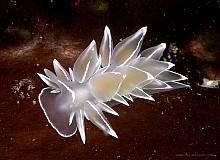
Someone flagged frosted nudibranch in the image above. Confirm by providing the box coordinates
[38,26,189,143]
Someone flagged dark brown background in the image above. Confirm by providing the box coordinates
[0,0,220,159]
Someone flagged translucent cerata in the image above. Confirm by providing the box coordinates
[38,26,189,144]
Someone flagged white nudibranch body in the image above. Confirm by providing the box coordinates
[38,26,189,143]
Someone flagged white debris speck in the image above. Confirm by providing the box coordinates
[166,97,170,103]
[200,78,219,88]
[168,43,181,56]
[32,100,37,105]
[26,93,30,98]
[10,0,17,6]
[11,79,35,100]
[19,92,25,99]
[116,155,121,158]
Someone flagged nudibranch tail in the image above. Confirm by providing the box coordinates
[38,26,189,143]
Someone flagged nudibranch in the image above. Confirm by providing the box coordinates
[38,26,189,143]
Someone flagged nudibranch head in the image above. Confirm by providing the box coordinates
[38,26,189,143]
